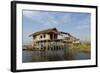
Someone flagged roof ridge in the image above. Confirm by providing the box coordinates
[29,27,57,36]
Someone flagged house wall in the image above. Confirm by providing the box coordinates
[33,34,50,42]
[73,40,80,44]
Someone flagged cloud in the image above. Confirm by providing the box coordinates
[23,10,71,27]
[23,10,91,31]
[23,11,51,27]
[23,10,38,18]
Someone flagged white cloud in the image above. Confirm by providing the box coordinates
[23,10,38,18]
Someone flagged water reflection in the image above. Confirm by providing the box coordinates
[22,48,90,63]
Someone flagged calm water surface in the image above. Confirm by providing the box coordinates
[22,49,90,62]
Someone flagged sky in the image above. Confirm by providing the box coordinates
[22,10,91,44]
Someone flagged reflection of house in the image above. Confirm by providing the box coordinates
[29,28,80,50]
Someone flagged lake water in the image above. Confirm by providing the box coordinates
[22,49,90,62]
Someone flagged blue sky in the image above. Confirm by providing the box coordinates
[22,10,91,44]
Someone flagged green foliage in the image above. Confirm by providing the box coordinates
[73,43,91,53]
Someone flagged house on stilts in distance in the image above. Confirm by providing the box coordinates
[28,28,80,51]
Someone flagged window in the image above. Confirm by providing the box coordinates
[44,34,46,38]
[33,36,36,39]
[40,34,46,39]
[40,35,42,38]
